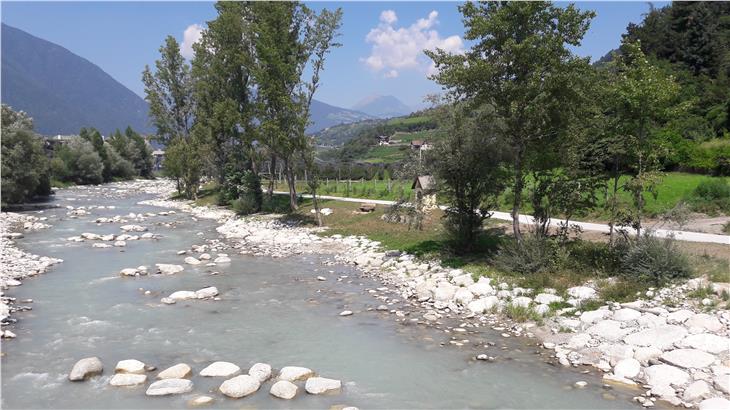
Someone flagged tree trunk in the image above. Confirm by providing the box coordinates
[284,158,298,211]
[511,151,524,244]
[267,154,276,198]
[609,160,620,246]
[311,188,323,227]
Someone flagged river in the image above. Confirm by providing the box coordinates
[0,183,645,409]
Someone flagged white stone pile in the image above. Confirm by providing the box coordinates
[67,357,351,405]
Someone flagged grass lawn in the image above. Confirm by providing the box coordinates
[269,179,415,201]
[497,172,730,219]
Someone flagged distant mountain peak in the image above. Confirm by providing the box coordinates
[352,95,412,119]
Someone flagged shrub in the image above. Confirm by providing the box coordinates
[231,194,259,215]
[57,139,104,185]
[0,128,50,205]
[619,234,693,286]
[105,144,136,180]
[689,178,730,214]
[493,236,560,275]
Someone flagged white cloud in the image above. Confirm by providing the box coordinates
[181,24,203,59]
[362,10,463,79]
[380,10,397,25]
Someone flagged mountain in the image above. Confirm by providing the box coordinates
[308,100,375,134]
[1,24,369,136]
[1,24,152,135]
[352,95,412,119]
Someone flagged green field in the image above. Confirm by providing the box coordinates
[496,172,730,219]
[270,179,414,201]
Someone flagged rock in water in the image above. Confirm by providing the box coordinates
[200,361,241,377]
[156,264,184,275]
[305,377,341,395]
[110,373,147,387]
[115,359,146,374]
[188,396,214,407]
[169,291,197,300]
[184,256,201,265]
[219,375,260,398]
[270,380,298,399]
[157,363,192,379]
[195,287,219,299]
[68,357,103,381]
[339,310,353,316]
[146,378,194,396]
[278,366,314,382]
[248,363,272,383]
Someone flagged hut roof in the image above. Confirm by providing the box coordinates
[412,175,435,190]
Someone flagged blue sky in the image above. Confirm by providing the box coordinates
[2,1,667,109]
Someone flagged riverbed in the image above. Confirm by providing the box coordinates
[1,183,646,409]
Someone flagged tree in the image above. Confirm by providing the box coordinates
[427,1,595,244]
[143,36,198,197]
[124,126,154,177]
[427,103,508,252]
[143,36,195,145]
[56,139,104,185]
[251,2,342,211]
[1,105,50,206]
[603,40,681,239]
[79,127,112,182]
[192,2,257,186]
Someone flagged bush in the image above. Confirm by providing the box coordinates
[0,128,51,205]
[56,139,104,185]
[105,145,136,180]
[219,167,262,211]
[493,236,560,275]
[619,234,693,286]
[231,195,259,215]
[689,178,730,214]
[1,105,51,205]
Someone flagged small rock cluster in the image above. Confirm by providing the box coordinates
[67,357,351,406]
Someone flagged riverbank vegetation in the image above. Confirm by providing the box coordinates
[0,104,154,207]
[179,2,728,306]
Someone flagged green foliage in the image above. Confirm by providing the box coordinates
[429,103,508,252]
[1,105,51,206]
[493,236,561,275]
[503,304,542,323]
[55,139,104,185]
[689,178,730,214]
[163,136,203,199]
[619,235,693,286]
[219,166,262,213]
[104,144,136,180]
[428,1,596,241]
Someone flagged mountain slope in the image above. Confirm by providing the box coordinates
[308,99,375,134]
[1,24,152,135]
[352,95,412,118]
[1,24,371,136]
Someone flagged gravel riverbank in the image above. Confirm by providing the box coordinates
[3,178,728,408]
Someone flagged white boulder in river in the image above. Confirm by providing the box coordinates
[200,361,240,377]
[110,373,147,387]
[146,379,194,396]
[195,286,219,299]
[219,375,260,398]
[157,363,192,379]
[278,366,314,382]
[270,380,298,399]
[305,377,342,395]
[156,264,184,275]
[68,357,103,381]
[115,359,146,374]
[248,363,272,383]
[184,256,201,265]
